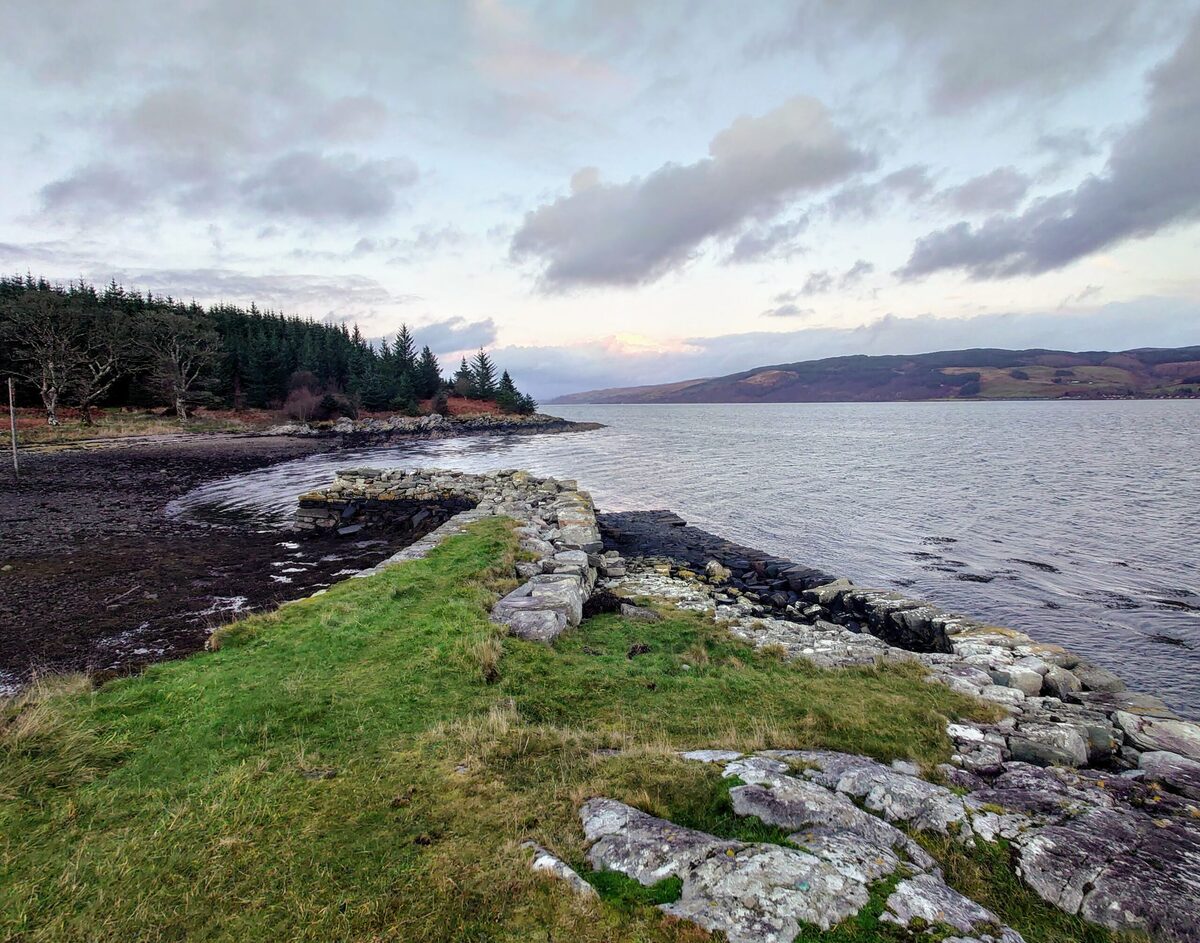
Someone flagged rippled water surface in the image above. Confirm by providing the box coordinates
[173,401,1200,716]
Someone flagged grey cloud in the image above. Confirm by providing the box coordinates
[40,164,150,216]
[801,271,834,295]
[938,167,1030,214]
[841,259,874,286]
[105,268,406,311]
[412,316,498,357]
[762,302,815,318]
[239,151,417,223]
[762,2,1183,113]
[1037,128,1100,167]
[502,297,1200,400]
[902,18,1200,279]
[725,217,808,264]
[796,259,874,296]
[826,165,934,219]
[510,96,872,289]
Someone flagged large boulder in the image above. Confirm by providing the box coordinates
[1139,750,1200,799]
[1115,712,1200,760]
[1017,807,1200,942]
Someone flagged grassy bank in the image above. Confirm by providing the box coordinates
[0,518,1131,941]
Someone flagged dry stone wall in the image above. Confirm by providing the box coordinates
[296,467,622,641]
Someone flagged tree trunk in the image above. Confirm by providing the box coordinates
[175,395,189,422]
[42,387,59,426]
[80,402,94,426]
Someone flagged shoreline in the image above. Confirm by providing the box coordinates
[0,416,595,691]
[290,465,1200,940]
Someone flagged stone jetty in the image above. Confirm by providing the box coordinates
[297,470,1200,943]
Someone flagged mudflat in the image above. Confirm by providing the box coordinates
[0,435,409,688]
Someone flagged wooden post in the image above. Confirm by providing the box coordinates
[7,377,18,481]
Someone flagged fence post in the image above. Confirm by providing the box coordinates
[7,377,18,481]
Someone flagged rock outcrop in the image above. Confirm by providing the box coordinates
[599,560,1200,941]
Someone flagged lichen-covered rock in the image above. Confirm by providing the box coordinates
[664,843,868,942]
[1017,807,1200,942]
[726,767,939,872]
[579,798,736,886]
[1006,722,1089,767]
[522,842,597,899]
[882,874,1024,941]
[1139,750,1200,799]
[1116,712,1200,760]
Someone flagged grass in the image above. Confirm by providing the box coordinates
[0,517,1139,942]
[13,407,272,446]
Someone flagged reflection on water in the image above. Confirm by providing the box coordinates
[171,401,1200,716]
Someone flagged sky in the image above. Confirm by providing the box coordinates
[2,1,1199,399]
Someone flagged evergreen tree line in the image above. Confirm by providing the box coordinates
[0,274,536,424]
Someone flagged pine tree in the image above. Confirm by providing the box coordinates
[394,325,417,375]
[495,370,520,412]
[416,346,442,398]
[470,348,497,400]
[453,357,473,397]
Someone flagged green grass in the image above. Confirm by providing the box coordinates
[0,517,1139,942]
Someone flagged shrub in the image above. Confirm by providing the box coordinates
[283,388,320,422]
[316,392,357,420]
[1009,369,1029,380]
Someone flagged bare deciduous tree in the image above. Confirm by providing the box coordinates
[140,313,221,422]
[0,289,87,425]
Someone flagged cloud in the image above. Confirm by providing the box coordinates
[48,268,413,329]
[40,164,151,215]
[762,302,815,318]
[725,217,808,264]
[826,165,934,220]
[902,17,1200,279]
[1036,128,1102,178]
[938,167,1030,214]
[239,151,417,223]
[794,259,875,296]
[510,96,872,289]
[412,316,499,358]
[505,297,1200,400]
[759,2,1182,114]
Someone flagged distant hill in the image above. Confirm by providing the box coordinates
[549,346,1200,404]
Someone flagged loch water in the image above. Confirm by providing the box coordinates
[172,401,1200,716]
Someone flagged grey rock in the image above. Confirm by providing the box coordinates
[797,830,901,884]
[883,874,1022,941]
[618,602,662,622]
[1041,666,1082,701]
[1072,661,1127,693]
[1017,807,1200,942]
[1139,750,1200,799]
[495,607,569,642]
[1115,711,1200,759]
[802,578,853,606]
[990,665,1044,696]
[1007,723,1089,767]
[730,777,939,873]
[704,559,732,582]
[515,561,543,580]
[679,749,743,764]
[580,798,735,886]
[664,843,868,941]
[522,842,597,899]
[1078,690,1177,718]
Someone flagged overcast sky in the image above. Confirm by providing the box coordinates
[2,1,1199,398]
